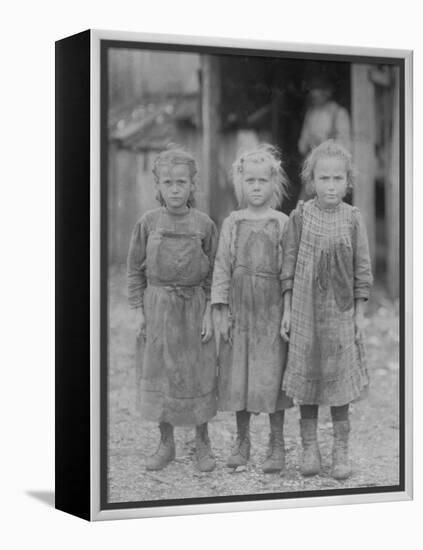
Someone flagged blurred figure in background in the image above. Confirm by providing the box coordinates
[298,75,351,200]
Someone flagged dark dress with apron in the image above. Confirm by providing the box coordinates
[211,210,293,413]
[127,207,218,425]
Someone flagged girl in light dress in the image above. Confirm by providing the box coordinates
[212,145,293,473]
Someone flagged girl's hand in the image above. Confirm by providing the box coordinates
[135,307,146,339]
[354,298,366,342]
[201,307,213,344]
[280,311,290,343]
[220,304,232,346]
[354,311,366,341]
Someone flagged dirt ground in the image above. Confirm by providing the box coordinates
[107,266,400,503]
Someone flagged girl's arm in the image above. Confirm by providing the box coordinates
[280,290,292,342]
[127,217,148,337]
[201,219,219,343]
[201,218,219,301]
[352,209,373,301]
[210,217,232,307]
[354,297,367,341]
[280,211,301,342]
[352,209,373,341]
[211,217,233,344]
[281,208,302,296]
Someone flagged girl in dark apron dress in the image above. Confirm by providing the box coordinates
[127,149,218,472]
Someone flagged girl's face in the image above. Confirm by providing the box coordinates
[242,161,274,210]
[312,156,348,209]
[156,164,194,212]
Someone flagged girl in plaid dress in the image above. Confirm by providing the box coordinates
[280,140,373,480]
[212,145,293,473]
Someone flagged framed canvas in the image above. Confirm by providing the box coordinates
[55,29,413,521]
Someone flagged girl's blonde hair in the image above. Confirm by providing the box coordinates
[232,144,289,209]
[152,147,197,207]
[301,139,354,195]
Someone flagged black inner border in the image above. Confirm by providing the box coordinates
[100,38,406,511]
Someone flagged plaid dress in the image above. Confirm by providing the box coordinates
[281,199,373,406]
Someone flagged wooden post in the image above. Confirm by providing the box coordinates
[201,55,221,217]
[351,65,377,265]
[271,88,282,145]
[386,68,400,298]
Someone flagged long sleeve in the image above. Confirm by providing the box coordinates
[334,106,352,153]
[281,208,302,294]
[298,111,311,156]
[127,217,148,309]
[201,219,219,300]
[211,217,232,305]
[352,209,373,300]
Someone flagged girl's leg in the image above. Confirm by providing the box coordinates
[330,404,351,479]
[226,410,251,468]
[299,405,321,476]
[146,421,175,471]
[195,422,216,472]
[262,411,285,473]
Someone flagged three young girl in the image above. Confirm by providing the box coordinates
[128,139,372,480]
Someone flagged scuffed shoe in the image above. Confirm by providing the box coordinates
[226,436,250,468]
[262,412,286,473]
[195,424,216,472]
[146,422,175,471]
[300,418,321,476]
[331,420,351,480]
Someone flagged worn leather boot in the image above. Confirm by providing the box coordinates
[262,411,285,473]
[145,422,175,470]
[300,418,321,476]
[331,420,351,480]
[226,411,251,468]
[195,423,216,472]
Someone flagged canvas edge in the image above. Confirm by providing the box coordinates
[88,29,413,521]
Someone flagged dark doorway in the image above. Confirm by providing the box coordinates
[220,56,351,213]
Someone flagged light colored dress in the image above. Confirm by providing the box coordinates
[281,199,373,406]
[127,207,218,426]
[211,209,293,413]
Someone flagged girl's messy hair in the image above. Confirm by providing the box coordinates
[232,144,290,209]
[301,139,354,195]
[152,146,197,207]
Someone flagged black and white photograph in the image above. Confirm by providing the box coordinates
[4,0,423,542]
[100,36,407,511]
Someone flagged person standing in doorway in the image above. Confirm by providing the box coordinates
[298,75,351,200]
